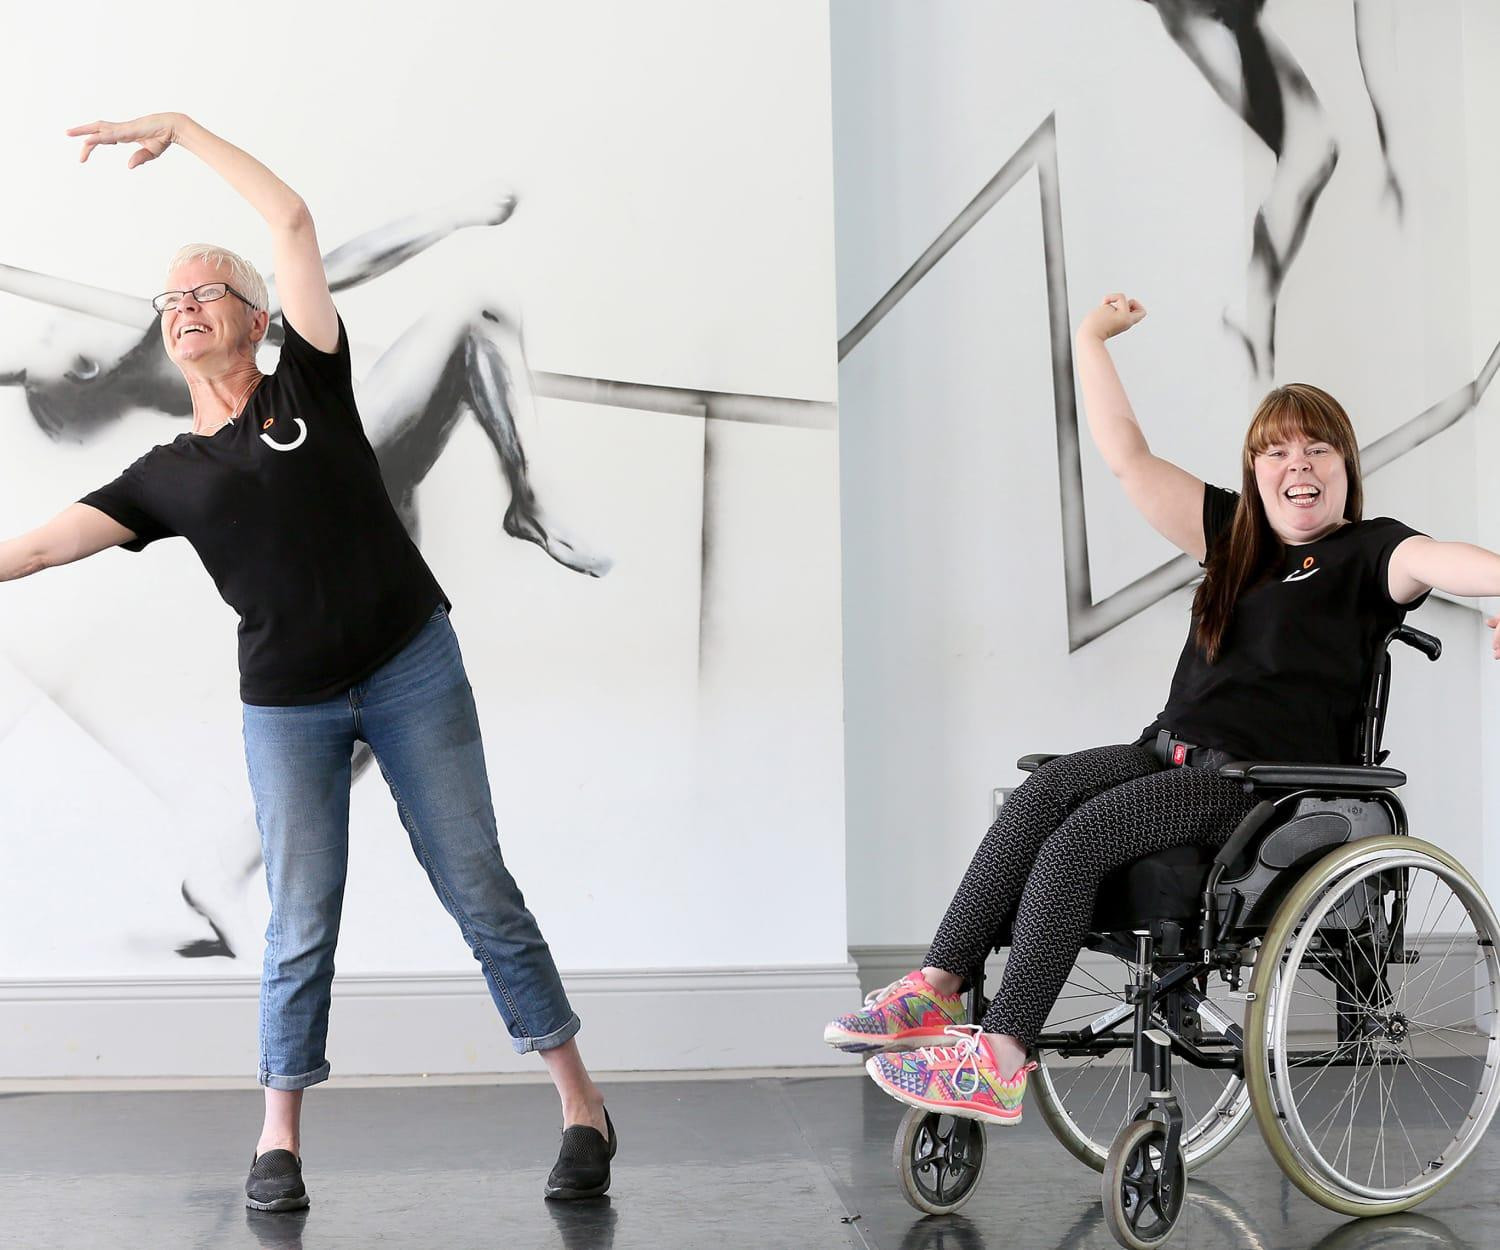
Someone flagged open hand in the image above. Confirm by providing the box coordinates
[66,113,185,169]
[1079,293,1147,343]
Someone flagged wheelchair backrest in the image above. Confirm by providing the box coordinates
[1213,624,1438,933]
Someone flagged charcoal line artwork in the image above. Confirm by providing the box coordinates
[839,113,1500,652]
[1,190,834,961]
[1143,0,1405,382]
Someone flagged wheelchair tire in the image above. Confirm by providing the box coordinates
[891,1105,987,1216]
[1245,835,1500,1216]
[1031,944,1251,1173]
[1101,1117,1187,1249]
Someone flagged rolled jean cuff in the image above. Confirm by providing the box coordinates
[260,1060,332,1091]
[513,1011,581,1055]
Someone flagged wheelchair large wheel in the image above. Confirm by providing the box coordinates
[1031,942,1251,1173]
[892,1104,987,1215]
[1101,1117,1187,1249]
[1245,836,1500,1216]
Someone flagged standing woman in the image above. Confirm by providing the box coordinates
[0,113,616,1209]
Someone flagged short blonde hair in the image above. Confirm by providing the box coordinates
[165,243,269,312]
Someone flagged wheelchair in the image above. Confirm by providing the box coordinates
[890,624,1500,1248]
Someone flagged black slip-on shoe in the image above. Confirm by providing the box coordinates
[245,1149,310,1212]
[544,1109,617,1200]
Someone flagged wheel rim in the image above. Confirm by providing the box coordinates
[1115,1122,1186,1244]
[1266,849,1500,1204]
[907,1112,985,1208]
[1034,939,1250,1170]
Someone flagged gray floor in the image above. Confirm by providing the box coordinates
[3,1073,1499,1250]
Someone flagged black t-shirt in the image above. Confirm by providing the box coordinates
[1144,485,1426,764]
[81,316,446,706]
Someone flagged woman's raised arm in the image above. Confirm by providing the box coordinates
[1076,294,1208,561]
[66,113,338,351]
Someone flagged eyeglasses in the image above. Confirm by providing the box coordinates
[151,282,258,315]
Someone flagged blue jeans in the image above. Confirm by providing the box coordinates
[243,606,579,1090]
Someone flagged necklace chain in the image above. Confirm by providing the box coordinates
[194,374,261,437]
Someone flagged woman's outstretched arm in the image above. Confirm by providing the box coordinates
[66,113,337,351]
[1387,538,1500,659]
[0,504,135,581]
[1076,293,1208,561]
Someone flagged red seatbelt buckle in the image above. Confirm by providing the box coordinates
[1171,742,1187,765]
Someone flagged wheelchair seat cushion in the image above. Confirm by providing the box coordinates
[1091,844,1213,930]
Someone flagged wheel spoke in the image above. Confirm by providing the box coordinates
[1407,1022,1490,1063]
[1310,1050,1365,1152]
[1371,1048,1391,1188]
[1068,1052,1121,1130]
[1091,1046,1136,1143]
[1403,1018,1493,1040]
[1383,1075,1428,1183]
[1398,953,1486,1014]
[1398,974,1490,1026]
[1073,963,1126,999]
[1408,901,1465,1020]
[1391,1048,1460,1140]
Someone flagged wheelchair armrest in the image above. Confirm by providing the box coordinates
[1216,760,1407,791]
[1017,753,1062,773]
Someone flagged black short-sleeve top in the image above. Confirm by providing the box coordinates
[1143,485,1427,764]
[80,315,446,706]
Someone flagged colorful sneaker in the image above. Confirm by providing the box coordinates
[864,1025,1037,1126]
[823,971,967,1054]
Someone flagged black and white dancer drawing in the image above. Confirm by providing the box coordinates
[840,113,1500,651]
[3,192,839,961]
[1,191,612,959]
[1142,0,1406,381]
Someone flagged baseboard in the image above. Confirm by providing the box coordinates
[0,962,862,1079]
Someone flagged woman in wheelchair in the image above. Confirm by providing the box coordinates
[824,292,1500,1145]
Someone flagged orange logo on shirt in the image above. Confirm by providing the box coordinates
[262,418,275,431]
[1284,555,1320,584]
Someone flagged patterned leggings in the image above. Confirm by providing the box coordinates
[923,743,1257,1046]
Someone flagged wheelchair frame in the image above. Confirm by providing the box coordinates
[889,624,1500,1247]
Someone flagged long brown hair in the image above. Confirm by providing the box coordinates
[1192,384,1364,661]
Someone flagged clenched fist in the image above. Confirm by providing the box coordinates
[1078,293,1147,343]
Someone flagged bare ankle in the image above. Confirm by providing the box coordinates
[989,1034,1030,1079]
[920,967,963,998]
[256,1137,299,1159]
[562,1091,607,1133]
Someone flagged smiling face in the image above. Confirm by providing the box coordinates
[1252,434,1349,545]
[1241,383,1363,548]
[158,257,266,373]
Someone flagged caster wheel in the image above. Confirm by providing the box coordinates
[892,1105,987,1215]
[1102,1118,1186,1249]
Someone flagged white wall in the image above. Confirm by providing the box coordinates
[0,0,854,1076]
[1463,0,1500,912]
[834,1,1493,949]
